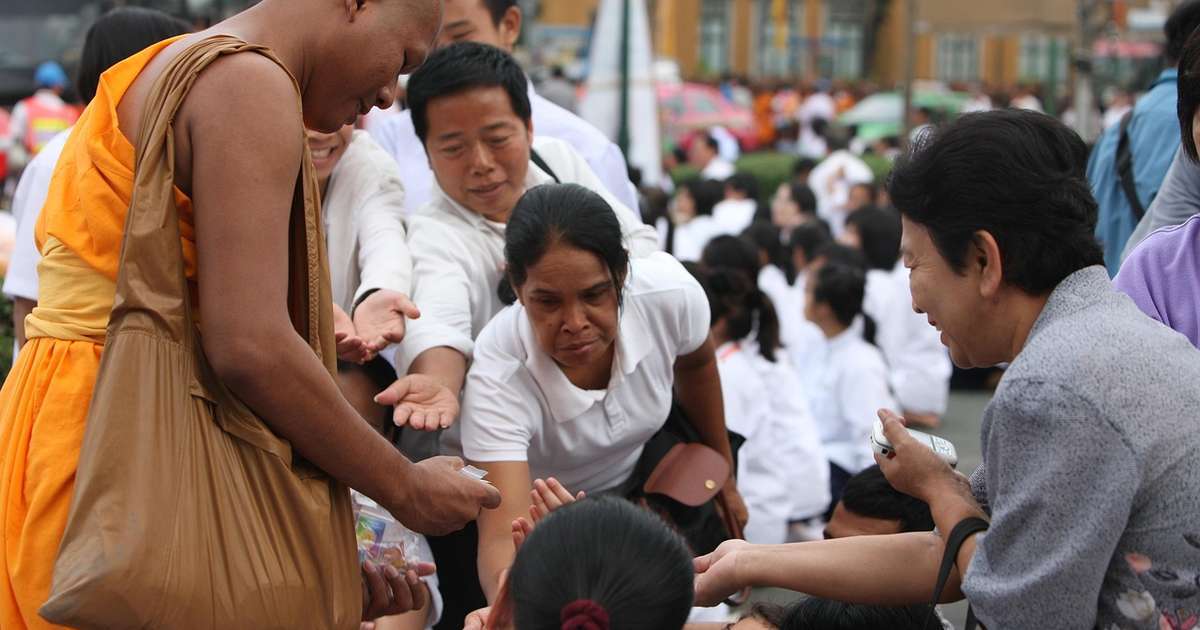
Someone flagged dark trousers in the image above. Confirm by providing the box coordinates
[824,462,854,521]
[427,522,486,630]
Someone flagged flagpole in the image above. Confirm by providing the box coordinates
[617,0,632,156]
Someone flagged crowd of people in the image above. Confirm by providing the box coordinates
[0,1,1198,630]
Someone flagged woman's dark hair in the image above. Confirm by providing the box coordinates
[76,7,191,104]
[844,206,901,271]
[1164,0,1200,66]
[1179,25,1200,161]
[811,262,876,345]
[683,178,724,217]
[689,264,782,362]
[838,465,934,534]
[789,183,818,215]
[407,42,532,145]
[701,234,761,280]
[887,109,1102,295]
[741,220,790,278]
[779,597,939,630]
[501,497,694,630]
[503,183,629,306]
[483,0,518,25]
[789,221,832,265]
[726,172,759,200]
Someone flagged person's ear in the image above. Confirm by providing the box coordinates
[972,230,1004,299]
[498,6,523,50]
[508,272,524,305]
[344,0,365,22]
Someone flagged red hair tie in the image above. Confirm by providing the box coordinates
[560,599,610,630]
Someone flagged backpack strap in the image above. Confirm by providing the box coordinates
[530,148,561,183]
[926,516,990,630]
[1115,110,1147,222]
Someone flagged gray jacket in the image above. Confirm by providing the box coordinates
[964,266,1200,629]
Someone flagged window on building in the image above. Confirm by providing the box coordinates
[820,0,866,79]
[1019,33,1070,82]
[699,0,728,76]
[936,34,979,83]
[758,0,791,77]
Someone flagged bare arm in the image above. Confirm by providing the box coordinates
[673,335,733,463]
[12,297,33,349]
[474,461,533,604]
[187,54,496,534]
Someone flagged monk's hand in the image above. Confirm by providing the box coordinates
[375,374,460,431]
[360,559,434,621]
[354,290,420,354]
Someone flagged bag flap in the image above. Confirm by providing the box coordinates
[643,443,730,507]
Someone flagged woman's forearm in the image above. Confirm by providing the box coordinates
[740,533,963,605]
[409,346,468,395]
[674,339,734,463]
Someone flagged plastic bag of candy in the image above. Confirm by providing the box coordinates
[351,491,429,571]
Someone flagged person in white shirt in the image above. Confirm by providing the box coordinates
[709,124,741,163]
[367,0,638,215]
[457,183,746,602]
[689,133,736,181]
[711,173,759,236]
[807,140,874,237]
[770,181,819,243]
[3,8,192,356]
[796,261,898,513]
[841,207,951,426]
[689,261,828,546]
[660,178,722,262]
[374,43,658,429]
[797,86,836,159]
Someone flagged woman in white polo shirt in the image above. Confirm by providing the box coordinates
[459,183,746,603]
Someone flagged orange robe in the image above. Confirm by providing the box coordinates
[0,37,190,629]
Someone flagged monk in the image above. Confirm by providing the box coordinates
[0,1,502,628]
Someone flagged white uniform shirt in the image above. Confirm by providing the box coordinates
[368,86,638,214]
[4,128,69,306]
[700,157,736,181]
[711,198,757,236]
[388,136,658,373]
[459,253,710,494]
[321,130,411,312]
[717,342,828,543]
[795,328,897,474]
[807,150,874,237]
[862,264,952,416]
[658,215,719,263]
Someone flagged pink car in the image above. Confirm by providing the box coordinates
[658,83,760,152]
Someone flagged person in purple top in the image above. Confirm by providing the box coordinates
[1114,214,1200,347]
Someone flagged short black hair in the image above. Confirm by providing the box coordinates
[789,182,818,215]
[77,7,190,104]
[406,41,531,146]
[505,183,629,306]
[779,597,938,630]
[504,497,694,630]
[701,234,760,281]
[789,221,832,262]
[810,262,867,328]
[726,172,759,199]
[681,178,724,217]
[839,465,934,533]
[741,220,787,270]
[1165,0,1200,65]
[1180,27,1200,160]
[793,157,818,177]
[814,242,868,272]
[483,0,518,25]
[887,109,1102,295]
[844,206,901,271]
[702,133,720,152]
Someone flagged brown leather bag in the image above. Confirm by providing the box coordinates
[39,36,360,629]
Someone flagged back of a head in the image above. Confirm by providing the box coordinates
[811,262,867,328]
[702,234,761,280]
[840,465,934,532]
[887,109,1101,296]
[506,497,694,630]
[779,597,938,630]
[727,172,759,200]
[406,41,531,145]
[844,206,901,271]
[814,242,868,272]
[789,183,818,215]
[1165,0,1200,67]
[742,220,786,268]
[34,61,68,91]
[77,7,192,105]
[684,178,725,217]
[689,262,781,361]
[789,221,831,261]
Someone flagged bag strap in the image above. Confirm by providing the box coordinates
[1115,110,1147,222]
[926,516,989,630]
[530,148,561,183]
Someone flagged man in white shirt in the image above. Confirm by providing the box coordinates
[689,133,736,181]
[711,172,758,236]
[368,0,638,214]
[808,137,874,237]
